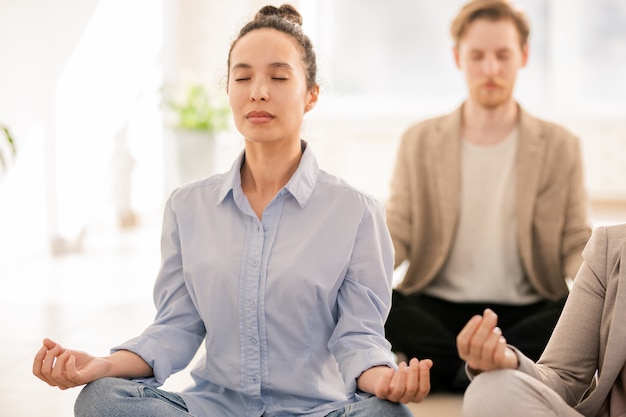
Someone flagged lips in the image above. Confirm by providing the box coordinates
[481,79,504,89]
[246,111,274,124]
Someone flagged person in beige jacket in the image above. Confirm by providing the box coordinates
[384,0,592,392]
[458,224,626,417]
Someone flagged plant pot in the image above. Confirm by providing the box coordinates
[165,128,217,194]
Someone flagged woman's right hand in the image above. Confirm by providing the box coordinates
[456,309,519,372]
[32,338,111,390]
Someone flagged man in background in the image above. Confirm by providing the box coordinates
[384,0,592,392]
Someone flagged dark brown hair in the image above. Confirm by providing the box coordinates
[227,4,318,90]
[450,0,530,48]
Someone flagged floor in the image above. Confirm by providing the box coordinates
[2,204,624,417]
[0,211,159,416]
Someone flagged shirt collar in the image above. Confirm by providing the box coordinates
[216,140,318,208]
[283,141,318,208]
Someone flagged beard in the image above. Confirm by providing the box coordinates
[469,78,514,109]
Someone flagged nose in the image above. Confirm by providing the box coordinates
[250,80,269,102]
[482,55,499,76]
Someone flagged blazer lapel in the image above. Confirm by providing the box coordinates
[516,108,545,273]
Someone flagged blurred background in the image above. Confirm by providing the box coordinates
[1,1,625,416]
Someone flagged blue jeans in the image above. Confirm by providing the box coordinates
[325,396,413,417]
[75,377,191,417]
[75,377,413,417]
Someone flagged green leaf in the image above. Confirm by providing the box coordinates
[161,83,231,133]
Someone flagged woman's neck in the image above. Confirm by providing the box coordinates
[240,140,303,218]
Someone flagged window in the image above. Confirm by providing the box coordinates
[581,0,626,103]
[302,0,626,201]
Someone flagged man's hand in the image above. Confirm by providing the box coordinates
[357,358,432,404]
[456,308,519,372]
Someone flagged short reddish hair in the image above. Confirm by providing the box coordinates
[450,0,530,48]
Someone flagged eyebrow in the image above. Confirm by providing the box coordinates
[468,47,513,54]
[269,62,294,70]
[231,62,294,71]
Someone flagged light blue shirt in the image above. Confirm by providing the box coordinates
[113,144,396,417]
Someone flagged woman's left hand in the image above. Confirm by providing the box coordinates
[357,359,432,404]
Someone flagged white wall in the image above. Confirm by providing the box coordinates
[1,0,625,262]
[0,1,101,137]
[0,0,102,258]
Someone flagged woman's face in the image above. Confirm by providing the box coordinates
[228,28,318,146]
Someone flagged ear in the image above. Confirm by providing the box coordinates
[305,85,320,112]
[453,46,461,69]
[520,43,529,68]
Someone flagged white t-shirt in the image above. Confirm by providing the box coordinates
[423,128,541,304]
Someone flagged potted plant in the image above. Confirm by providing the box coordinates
[162,81,231,189]
[0,124,16,181]
[163,82,231,132]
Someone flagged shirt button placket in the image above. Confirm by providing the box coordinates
[247,223,262,395]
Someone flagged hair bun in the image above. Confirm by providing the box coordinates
[255,4,303,26]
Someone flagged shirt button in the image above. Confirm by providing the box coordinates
[246,299,255,308]
[250,259,259,267]
[251,376,258,382]
[250,337,258,345]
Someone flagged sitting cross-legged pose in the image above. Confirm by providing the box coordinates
[384,0,592,393]
[32,4,432,417]
[457,223,626,417]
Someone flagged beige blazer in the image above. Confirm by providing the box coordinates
[386,103,592,300]
[515,224,626,416]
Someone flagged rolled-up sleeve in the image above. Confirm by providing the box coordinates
[328,199,397,393]
[112,198,205,386]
